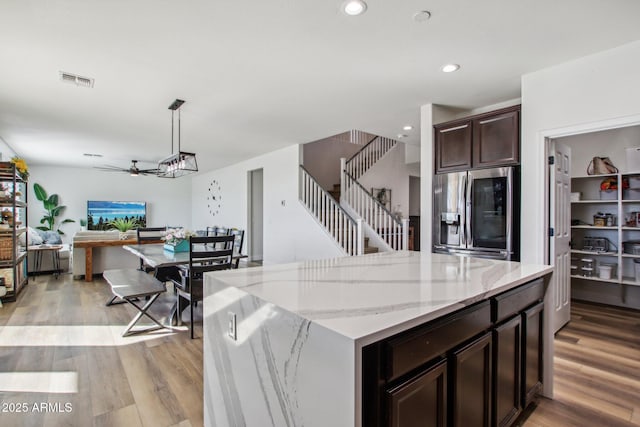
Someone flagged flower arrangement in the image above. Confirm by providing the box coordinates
[163,227,196,245]
[10,157,29,180]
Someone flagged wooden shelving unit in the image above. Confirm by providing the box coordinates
[0,162,28,301]
[571,173,640,288]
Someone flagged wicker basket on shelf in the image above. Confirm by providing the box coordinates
[0,238,13,260]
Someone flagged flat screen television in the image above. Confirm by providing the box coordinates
[87,201,147,231]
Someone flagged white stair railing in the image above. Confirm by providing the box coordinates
[345,136,397,180]
[341,170,408,251]
[299,166,363,256]
[330,130,377,146]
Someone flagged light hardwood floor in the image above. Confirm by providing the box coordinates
[1,274,639,426]
[521,302,640,427]
[0,273,204,427]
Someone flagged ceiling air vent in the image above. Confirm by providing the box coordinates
[59,71,94,88]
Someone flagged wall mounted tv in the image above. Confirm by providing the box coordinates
[87,201,147,231]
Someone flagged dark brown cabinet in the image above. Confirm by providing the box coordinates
[435,121,472,172]
[493,316,522,427]
[473,110,519,168]
[362,277,546,427]
[452,333,493,427]
[434,106,520,174]
[386,360,447,427]
[522,302,544,407]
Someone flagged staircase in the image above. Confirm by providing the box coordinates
[341,136,408,251]
[326,182,379,254]
[299,132,406,256]
[299,166,363,256]
[363,237,379,254]
[345,136,397,179]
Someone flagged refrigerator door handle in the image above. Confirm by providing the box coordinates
[466,174,473,249]
[460,174,467,246]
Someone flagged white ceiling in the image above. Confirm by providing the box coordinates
[2,0,640,174]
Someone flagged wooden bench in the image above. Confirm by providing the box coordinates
[103,269,174,337]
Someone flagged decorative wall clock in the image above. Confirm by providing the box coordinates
[207,179,222,216]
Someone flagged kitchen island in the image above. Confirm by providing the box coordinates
[203,251,553,427]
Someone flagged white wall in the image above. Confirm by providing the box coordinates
[303,139,361,191]
[27,166,192,243]
[357,143,410,218]
[558,126,640,175]
[191,144,344,265]
[0,137,17,161]
[521,40,640,264]
[405,143,420,164]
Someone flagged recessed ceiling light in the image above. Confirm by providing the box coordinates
[397,134,408,139]
[342,0,367,16]
[413,11,431,22]
[442,64,460,73]
[403,125,413,131]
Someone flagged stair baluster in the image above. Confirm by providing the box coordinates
[299,165,364,256]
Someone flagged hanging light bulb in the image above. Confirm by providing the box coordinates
[157,99,199,178]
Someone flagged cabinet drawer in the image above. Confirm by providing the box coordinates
[492,279,544,324]
[385,301,491,382]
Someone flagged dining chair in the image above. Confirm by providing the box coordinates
[229,228,245,268]
[174,235,235,339]
[136,227,166,272]
[138,226,182,282]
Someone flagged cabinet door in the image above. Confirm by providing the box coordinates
[452,332,492,427]
[473,110,519,168]
[435,121,472,173]
[522,302,544,407]
[386,359,447,427]
[493,316,522,427]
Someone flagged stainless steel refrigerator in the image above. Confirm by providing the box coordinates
[433,166,519,260]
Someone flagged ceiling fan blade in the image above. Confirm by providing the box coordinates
[95,160,160,176]
[138,168,160,174]
[94,165,128,172]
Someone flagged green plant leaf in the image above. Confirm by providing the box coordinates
[36,226,49,231]
[51,206,64,217]
[33,183,47,201]
[58,230,65,235]
[61,219,75,223]
[47,194,59,206]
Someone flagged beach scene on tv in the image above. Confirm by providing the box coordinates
[87,201,147,231]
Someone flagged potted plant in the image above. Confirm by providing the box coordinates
[33,183,75,235]
[109,218,138,240]
[79,219,87,231]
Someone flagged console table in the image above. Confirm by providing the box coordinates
[73,239,162,282]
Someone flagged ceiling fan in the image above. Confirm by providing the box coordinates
[95,160,160,176]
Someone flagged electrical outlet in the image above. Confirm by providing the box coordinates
[228,312,237,341]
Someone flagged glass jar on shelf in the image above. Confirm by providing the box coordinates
[581,257,595,277]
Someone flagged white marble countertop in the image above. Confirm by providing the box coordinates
[207,251,553,344]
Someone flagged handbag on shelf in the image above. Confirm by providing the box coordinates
[587,157,618,175]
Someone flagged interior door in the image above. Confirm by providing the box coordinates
[249,168,264,262]
[550,140,571,332]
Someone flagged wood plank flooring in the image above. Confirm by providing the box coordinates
[521,301,640,427]
[1,274,639,426]
[0,273,204,427]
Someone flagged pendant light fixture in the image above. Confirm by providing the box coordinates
[157,99,198,178]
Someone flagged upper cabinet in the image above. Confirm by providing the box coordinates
[435,105,520,174]
[434,121,472,172]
